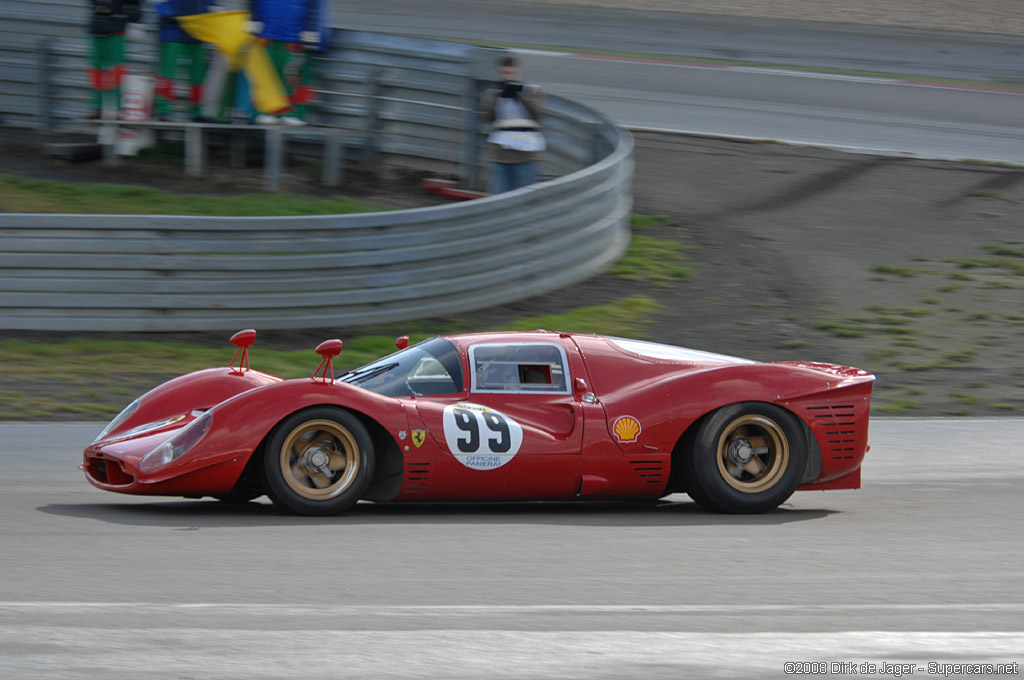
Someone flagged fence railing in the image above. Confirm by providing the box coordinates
[0,1,633,332]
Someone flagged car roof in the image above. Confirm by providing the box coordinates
[444,330,571,347]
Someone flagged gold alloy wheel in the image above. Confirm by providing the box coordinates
[715,414,789,493]
[279,419,361,500]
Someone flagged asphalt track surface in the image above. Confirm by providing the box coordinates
[2,420,1023,678]
[339,1,1024,163]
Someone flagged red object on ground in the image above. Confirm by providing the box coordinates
[421,179,487,201]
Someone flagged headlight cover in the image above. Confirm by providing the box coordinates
[93,399,140,443]
[138,411,213,474]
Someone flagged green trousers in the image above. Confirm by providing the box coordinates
[155,41,207,117]
[88,34,126,112]
[265,41,317,119]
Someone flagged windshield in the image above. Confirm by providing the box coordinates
[340,337,464,397]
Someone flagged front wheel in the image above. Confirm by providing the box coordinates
[685,403,806,513]
[263,407,375,516]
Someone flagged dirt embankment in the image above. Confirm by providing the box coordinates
[608,133,1024,416]
[521,0,1024,36]
[455,133,1024,416]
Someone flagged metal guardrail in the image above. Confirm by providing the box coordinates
[0,1,633,332]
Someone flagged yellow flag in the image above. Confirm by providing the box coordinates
[177,10,290,114]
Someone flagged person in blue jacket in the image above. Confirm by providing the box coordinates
[154,0,211,120]
[248,0,331,125]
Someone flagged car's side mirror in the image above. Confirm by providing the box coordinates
[574,377,597,404]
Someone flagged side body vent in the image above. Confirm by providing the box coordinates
[631,459,666,485]
[402,462,431,494]
[803,404,858,461]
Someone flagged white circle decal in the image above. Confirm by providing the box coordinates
[442,403,524,470]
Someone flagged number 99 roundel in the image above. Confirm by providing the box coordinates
[442,403,525,470]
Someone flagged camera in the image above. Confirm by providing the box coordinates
[500,80,524,99]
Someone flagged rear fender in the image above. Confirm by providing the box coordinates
[666,401,821,493]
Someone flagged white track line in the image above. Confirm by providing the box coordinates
[3,602,1023,613]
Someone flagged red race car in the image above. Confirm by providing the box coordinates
[82,330,874,515]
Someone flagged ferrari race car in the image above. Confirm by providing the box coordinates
[82,330,874,515]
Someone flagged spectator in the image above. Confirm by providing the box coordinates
[86,0,142,119]
[248,0,331,125]
[154,1,212,121]
[481,55,545,194]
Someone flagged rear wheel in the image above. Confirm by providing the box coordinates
[263,407,375,516]
[685,403,806,513]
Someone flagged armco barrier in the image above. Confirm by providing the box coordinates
[0,2,633,332]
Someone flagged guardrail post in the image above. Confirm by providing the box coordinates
[323,128,343,187]
[264,127,284,191]
[36,38,55,131]
[362,66,383,170]
[459,73,481,190]
[185,125,205,176]
[100,121,118,165]
[589,123,604,165]
[231,132,247,168]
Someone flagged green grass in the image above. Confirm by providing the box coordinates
[945,256,1024,276]
[962,159,1024,168]
[0,171,384,216]
[950,391,988,407]
[814,321,862,338]
[985,243,1024,258]
[872,264,922,277]
[605,235,698,285]
[0,295,662,420]
[969,189,1018,202]
[863,305,931,318]
[629,215,676,231]
[505,294,662,336]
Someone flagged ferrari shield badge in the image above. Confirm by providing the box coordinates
[613,415,641,443]
[411,429,426,448]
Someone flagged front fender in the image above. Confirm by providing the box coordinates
[143,378,410,485]
[100,367,282,443]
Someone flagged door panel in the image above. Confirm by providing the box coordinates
[465,340,589,499]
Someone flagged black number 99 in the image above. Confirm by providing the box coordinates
[452,408,510,454]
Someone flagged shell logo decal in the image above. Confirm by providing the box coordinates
[613,415,642,443]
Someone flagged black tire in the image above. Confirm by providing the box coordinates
[685,402,806,513]
[263,406,375,516]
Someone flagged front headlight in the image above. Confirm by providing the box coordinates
[138,411,213,474]
[93,399,140,443]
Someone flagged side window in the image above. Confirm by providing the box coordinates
[470,343,570,394]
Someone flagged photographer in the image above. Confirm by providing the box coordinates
[480,55,545,194]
